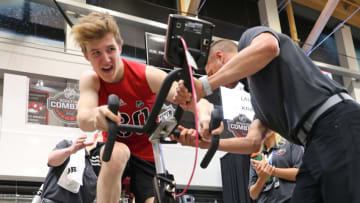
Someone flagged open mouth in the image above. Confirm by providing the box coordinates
[102,65,113,73]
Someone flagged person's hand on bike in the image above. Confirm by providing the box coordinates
[172,80,192,109]
[173,80,205,110]
[170,124,223,148]
[170,125,211,149]
[94,105,122,131]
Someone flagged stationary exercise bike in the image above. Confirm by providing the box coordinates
[102,14,221,203]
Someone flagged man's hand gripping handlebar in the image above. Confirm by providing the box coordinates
[171,108,222,169]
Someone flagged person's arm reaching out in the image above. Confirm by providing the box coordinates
[48,135,93,167]
[145,65,196,105]
[207,33,279,96]
[172,119,268,154]
[217,119,267,154]
[172,33,280,108]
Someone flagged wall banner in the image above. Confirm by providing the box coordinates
[47,87,79,124]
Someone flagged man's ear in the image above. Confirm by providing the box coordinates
[214,50,223,63]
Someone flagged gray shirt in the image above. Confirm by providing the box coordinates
[238,26,346,145]
[41,140,102,203]
[249,141,304,203]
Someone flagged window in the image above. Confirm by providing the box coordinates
[0,1,65,41]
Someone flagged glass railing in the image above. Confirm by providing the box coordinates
[1,0,359,71]
[0,0,65,42]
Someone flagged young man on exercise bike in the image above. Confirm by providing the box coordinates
[73,12,193,203]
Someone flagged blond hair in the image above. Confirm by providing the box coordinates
[259,131,286,152]
[71,12,123,53]
[209,39,237,60]
[274,132,286,147]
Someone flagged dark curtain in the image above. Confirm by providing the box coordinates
[221,153,256,203]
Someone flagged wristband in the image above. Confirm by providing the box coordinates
[199,75,213,96]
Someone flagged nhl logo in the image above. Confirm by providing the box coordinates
[159,104,176,121]
[136,100,144,108]
[64,87,77,100]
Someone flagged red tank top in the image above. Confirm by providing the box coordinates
[98,58,156,162]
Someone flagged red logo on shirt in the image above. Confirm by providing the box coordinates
[276,149,286,156]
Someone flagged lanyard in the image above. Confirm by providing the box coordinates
[264,149,276,165]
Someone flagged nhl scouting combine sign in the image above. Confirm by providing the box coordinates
[47,87,79,124]
[227,114,252,137]
[221,83,254,138]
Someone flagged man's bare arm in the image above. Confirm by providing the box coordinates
[146,65,199,106]
[77,70,121,132]
[209,33,279,93]
[217,119,268,154]
[48,135,92,166]
[77,70,100,131]
[173,119,268,154]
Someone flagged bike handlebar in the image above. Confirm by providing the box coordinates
[200,108,222,168]
[102,94,120,162]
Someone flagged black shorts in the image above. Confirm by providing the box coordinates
[123,154,156,203]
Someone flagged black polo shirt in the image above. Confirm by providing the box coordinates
[41,140,103,203]
[238,26,346,145]
[249,142,304,203]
